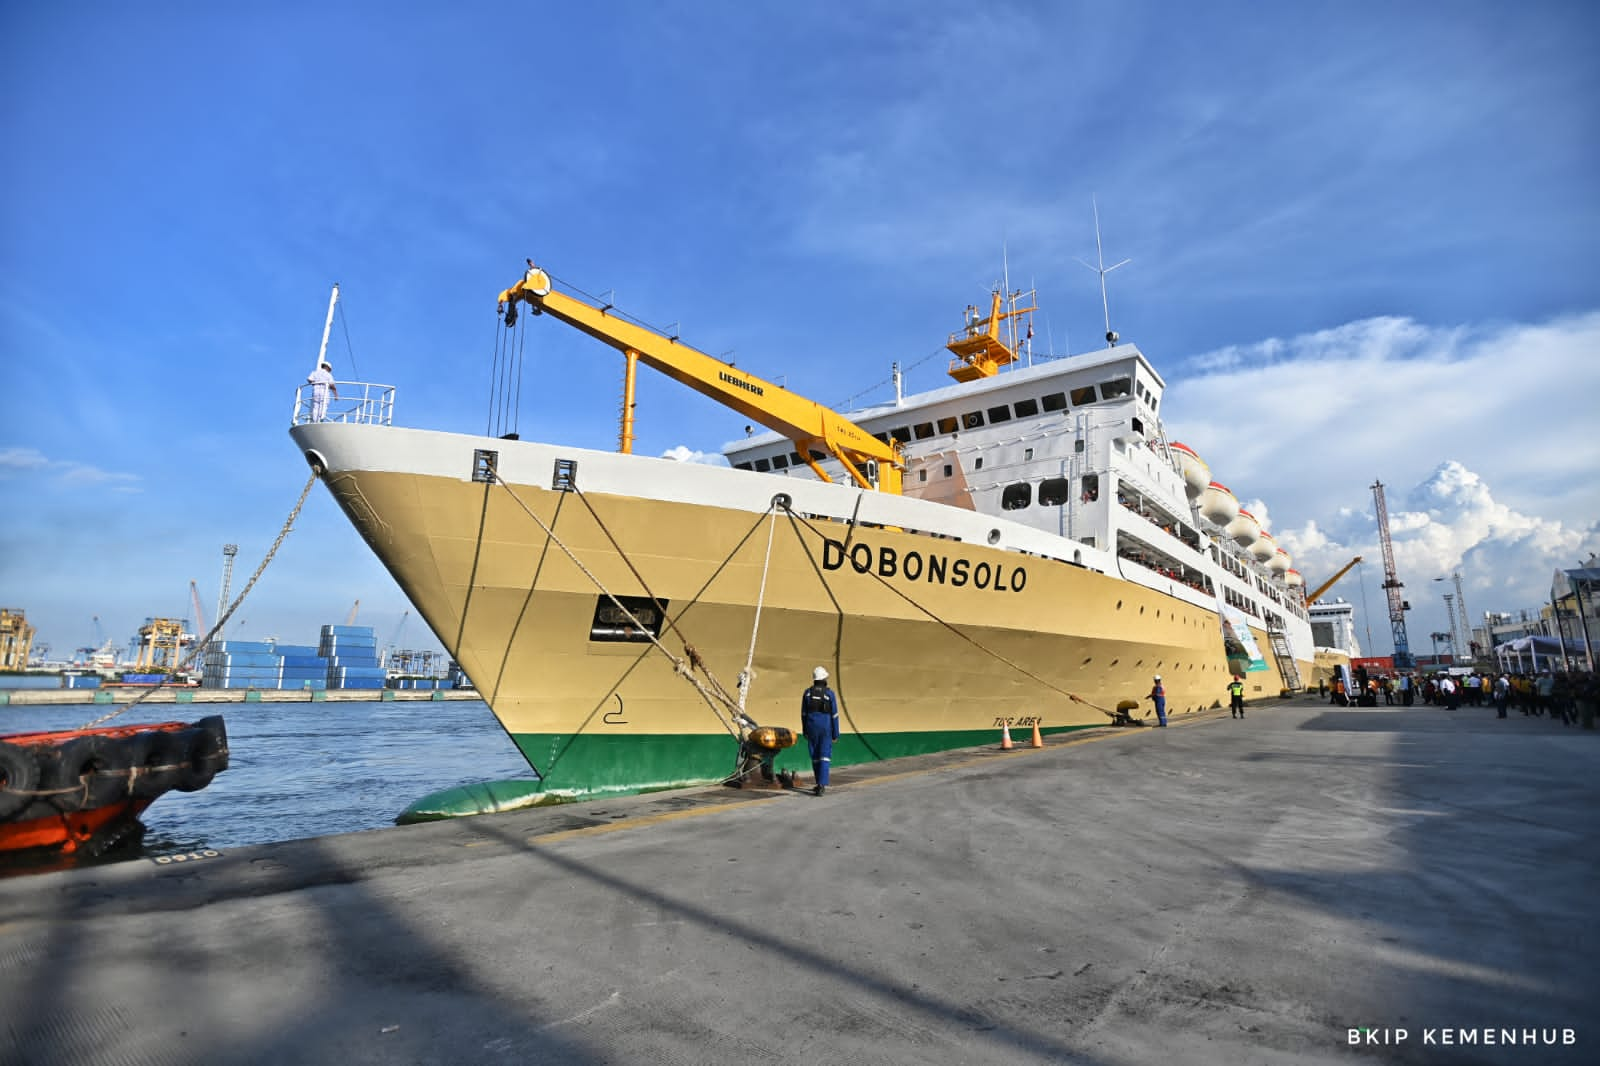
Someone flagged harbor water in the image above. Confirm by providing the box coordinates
[1,700,533,871]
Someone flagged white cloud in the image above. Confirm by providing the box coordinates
[0,446,141,490]
[661,445,729,466]
[1163,311,1600,651]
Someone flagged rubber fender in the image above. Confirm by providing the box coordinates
[41,735,126,813]
[173,729,217,793]
[126,732,188,799]
[188,716,231,776]
[0,741,39,820]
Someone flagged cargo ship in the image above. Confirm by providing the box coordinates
[288,262,1325,799]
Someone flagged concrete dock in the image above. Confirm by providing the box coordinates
[2,696,1595,1065]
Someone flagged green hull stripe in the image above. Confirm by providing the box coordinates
[510,725,1094,798]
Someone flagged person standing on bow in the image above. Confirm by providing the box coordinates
[800,666,841,796]
[1228,675,1246,719]
[307,360,338,422]
[1147,675,1167,727]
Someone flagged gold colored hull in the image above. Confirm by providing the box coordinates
[295,425,1313,795]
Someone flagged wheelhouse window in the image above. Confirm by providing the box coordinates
[937,416,959,434]
[1071,386,1098,406]
[1013,397,1040,418]
[735,462,754,471]
[1041,392,1067,412]
[1100,377,1132,399]
[986,405,1013,424]
[890,426,912,444]
[914,422,935,440]
[1002,482,1032,510]
[770,453,789,469]
[962,411,985,429]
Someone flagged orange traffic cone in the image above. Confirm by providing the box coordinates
[1030,723,1043,748]
[999,723,1015,750]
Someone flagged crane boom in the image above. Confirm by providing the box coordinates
[189,580,207,639]
[498,263,903,493]
[1305,556,1363,605]
[1371,481,1415,670]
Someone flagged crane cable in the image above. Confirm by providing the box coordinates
[78,472,321,730]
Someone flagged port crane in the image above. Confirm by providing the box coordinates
[1305,556,1363,605]
[1371,481,1414,670]
[498,262,904,493]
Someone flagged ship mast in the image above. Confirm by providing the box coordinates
[312,283,339,374]
[1075,199,1129,347]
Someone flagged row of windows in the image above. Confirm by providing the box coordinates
[732,375,1139,472]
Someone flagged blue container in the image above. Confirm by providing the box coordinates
[216,640,275,654]
[274,644,320,657]
[63,674,103,689]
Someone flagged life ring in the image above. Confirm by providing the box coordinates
[0,742,38,819]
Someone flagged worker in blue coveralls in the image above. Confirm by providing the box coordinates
[801,666,841,796]
[1147,674,1167,727]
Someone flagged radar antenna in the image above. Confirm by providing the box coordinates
[1074,198,1129,347]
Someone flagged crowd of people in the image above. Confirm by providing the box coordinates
[1322,668,1597,726]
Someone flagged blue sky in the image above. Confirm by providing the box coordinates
[3,2,1597,665]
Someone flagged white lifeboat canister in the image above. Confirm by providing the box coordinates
[1226,507,1262,550]
[1269,546,1291,576]
[1250,529,1277,563]
[1285,568,1305,589]
[1170,442,1210,500]
[1198,481,1240,526]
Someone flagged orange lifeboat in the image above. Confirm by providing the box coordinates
[1169,442,1210,500]
[1198,481,1240,526]
[1225,507,1262,550]
[1250,528,1278,563]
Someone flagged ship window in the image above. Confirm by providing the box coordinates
[754,458,771,472]
[1002,482,1032,510]
[1131,417,1144,435]
[937,416,958,434]
[974,457,984,470]
[1101,377,1131,399]
[1080,536,1097,548]
[809,448,827,461]
[1149,396,1158,412]
[1137,381,1146,399]
[890,426,912,444]
[986,405,1012,424]
[590,595,669,643]
[1024,447,1034,461]
[913,422,935,440]
[1041,392,1067,412]
[789,452,803,466]
[919,469,927,482]
[873,432,890,444]
[1071,386,1098,405]
[735,462,754,471]
[943,464,952,477]
[1081,473,1100,502]
[1074,438,1085,453]
[1013,397,1040,417]
[1039,477,1070,506]
[770,453,789,469]
[962,411,985,429]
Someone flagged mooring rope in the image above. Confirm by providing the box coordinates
[735,508,780,717]
[77,471,321,730]
[485,469,751,739]
[778,500,1121,719]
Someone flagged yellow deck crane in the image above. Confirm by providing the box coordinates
[498,262,903,494]
[1306,556,1363,605]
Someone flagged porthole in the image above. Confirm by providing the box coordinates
[987,529,1001,544]
[1116,600,1123,609]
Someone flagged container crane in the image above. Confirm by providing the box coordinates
[498,262,903,493]
[1371,481,1414,670]
[345,599,360,626]
[1306,556,1363,605]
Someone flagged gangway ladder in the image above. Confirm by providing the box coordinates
[1266,626,1302,695]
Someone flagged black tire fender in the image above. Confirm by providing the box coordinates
[127,732,188,798]
[0,742,39,819]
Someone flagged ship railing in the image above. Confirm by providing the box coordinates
[291,380,396,427]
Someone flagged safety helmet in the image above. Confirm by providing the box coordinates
[813,666,828,682]
[1153,674,1161,681]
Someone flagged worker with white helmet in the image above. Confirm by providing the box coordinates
[1146,674,1167,727]
[800,666,841,795]
[306,360,338,422]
